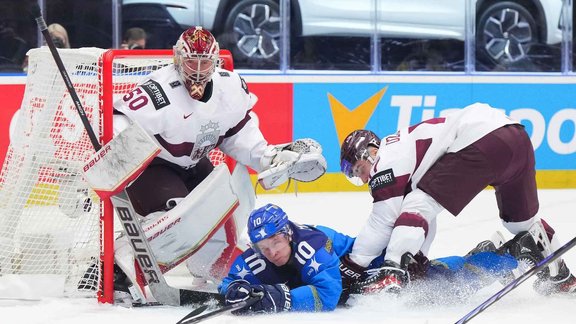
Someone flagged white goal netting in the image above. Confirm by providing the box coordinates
[0,48,175,300]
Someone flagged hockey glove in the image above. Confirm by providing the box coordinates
[338,255,367,304]
[401,251,430,281]
[352,260,409,295]
[258,138,327,190]
[225,280,292,314]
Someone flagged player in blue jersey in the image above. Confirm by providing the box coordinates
[218,203,544,313]
[219,203,343,312]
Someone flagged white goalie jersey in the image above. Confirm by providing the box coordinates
[114,65,268,172]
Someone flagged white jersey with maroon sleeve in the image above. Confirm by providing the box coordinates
[114,65,268,171]
[350,103,519,266]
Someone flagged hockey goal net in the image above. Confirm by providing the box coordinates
[0,48,234,303]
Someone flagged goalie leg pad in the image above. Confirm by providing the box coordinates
[114,235,147,304]
[143,165,239,272]
[115,164,252,286]
[186,163,254,281]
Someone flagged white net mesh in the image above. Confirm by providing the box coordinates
[0,48,106,298]
[0,48,176,299]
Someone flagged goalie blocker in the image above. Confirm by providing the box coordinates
[82,122,160,199]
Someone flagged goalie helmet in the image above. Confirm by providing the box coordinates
[173,26,220,100]
[340,129,380,185]
[248,204,291,244]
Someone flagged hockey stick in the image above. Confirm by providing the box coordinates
[29,3,217,307]
[30,5,100,151]
[455,235,576,324]
[176,295,262,324]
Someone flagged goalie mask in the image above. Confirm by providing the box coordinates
[174,26,220,100]
[340,129,380,186]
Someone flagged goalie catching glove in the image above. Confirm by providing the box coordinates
[258,138,327,190]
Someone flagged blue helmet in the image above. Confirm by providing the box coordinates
[248,204,289,244]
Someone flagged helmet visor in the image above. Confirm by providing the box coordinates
[340,160,364,186]
[341,158,354,178]
[341,156,367,186]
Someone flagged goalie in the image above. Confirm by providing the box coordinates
[93,26,326,305]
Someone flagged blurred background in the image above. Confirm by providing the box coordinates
[0,0,574,74]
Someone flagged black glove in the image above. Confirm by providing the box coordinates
[338,255,367,304]
[224,280,291,314]
[401,251,430,281]
[353,260,409,295]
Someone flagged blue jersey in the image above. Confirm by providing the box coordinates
[219,222,345,311]
[220,223,517,310]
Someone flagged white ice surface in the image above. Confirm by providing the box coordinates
[1,189,575,324]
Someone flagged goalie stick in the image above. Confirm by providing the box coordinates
[455,235,576,324]
[29,3,218,307]
[133,290,224,307]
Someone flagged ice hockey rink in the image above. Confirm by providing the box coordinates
[1,189,575,324]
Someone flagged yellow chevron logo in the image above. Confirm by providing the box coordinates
[328,86,388,145]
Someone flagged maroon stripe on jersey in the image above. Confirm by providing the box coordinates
[394,212,429,236]
[371,174,410,202]
[408,117,446,133]
[224,110,252,138]
[154,135,194,157]
[414,138,432,171]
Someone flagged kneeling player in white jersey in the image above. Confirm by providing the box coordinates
[99,26,326,305]
[337,103,575,296]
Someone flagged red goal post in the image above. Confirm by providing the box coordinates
[98,49,236,303]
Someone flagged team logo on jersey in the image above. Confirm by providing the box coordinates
[190,121,220,162]
[324,239,333,253]
[141,80,170,110]
[169,80,182,88]
[218,71,230,77]
[369,168,396,191]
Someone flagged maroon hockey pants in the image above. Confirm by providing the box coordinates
[418,124,539,223]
